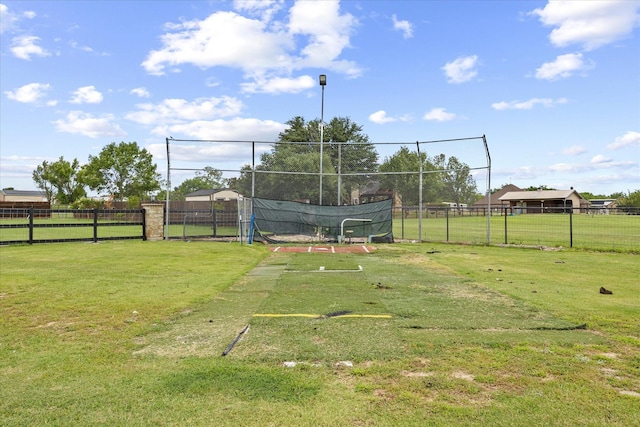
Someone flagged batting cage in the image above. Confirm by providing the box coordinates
[250,198,393,244]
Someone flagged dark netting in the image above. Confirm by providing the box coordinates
[251,198,393,244]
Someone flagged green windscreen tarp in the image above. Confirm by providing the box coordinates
[252,198,393,243]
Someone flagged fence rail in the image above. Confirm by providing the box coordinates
[2,205,638,251]
[0,208,145,245]
[394,206,640,251]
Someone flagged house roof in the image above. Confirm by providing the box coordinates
[499,189,585,201]
[185,188,237,197]
[589,199,617,207]
[473,184,520,206]
[0,189,46,197]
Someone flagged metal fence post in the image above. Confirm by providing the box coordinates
[504,207,508,245]
[446,208,449,242]
[29,207,34,244]
[93,209,98,243]
[570,208,573,248]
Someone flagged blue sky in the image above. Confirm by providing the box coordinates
[1,0,639,196]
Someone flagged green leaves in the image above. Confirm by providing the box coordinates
[82,142,161,201]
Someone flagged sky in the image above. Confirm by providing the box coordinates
[1,0,639,197]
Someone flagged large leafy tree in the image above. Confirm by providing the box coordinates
[32,157,86,204]
[32,161,56,202]
[378,146,440,205]
[82,142,161,201]
[233,116,378,204]
[433,155,479,207]
[171,167,226,200]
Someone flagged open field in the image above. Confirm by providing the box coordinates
[1,241,638,426]
[394,213,640,251]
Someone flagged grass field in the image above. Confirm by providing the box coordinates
[394,213,640,251]
[1,241,638,426]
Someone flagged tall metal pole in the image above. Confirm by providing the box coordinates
[319,74,326,205]
[165,137,171,239]
[483,135,491,244]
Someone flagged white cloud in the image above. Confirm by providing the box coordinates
[10,35,50,60]
[141,1,361,93]
[240,74,314,94]
[531,0,640,50]
[54,111,127,138]
[130,87,151,98]
[591,154,612,164]
[1,3,36,34]
[126,96,244,125]
[607,131,640,150]
[491,97,568,110]
[535,53,591,80]
[369,110,396,124]
[70,86,103,104]
[152,117,286,141]
[5,82,51,104]
[442,55,478,83]
[562,145,587,155]
[392,14,413,39]
[423,107,456,122]
[233,0,284,21]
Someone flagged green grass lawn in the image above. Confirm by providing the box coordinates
[1,241,638,426]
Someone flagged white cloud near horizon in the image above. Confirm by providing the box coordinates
[492,97,568,110]
[54,111,127,138]
[369,110,396,124]
[531,0,640,51]
[392,14,413,39]
[607,131,640,150]
[150,118,286,142]
[69,86,103,104]
[141,1,360,93]
[368,110,412,124]
[5,82,51,104]
[126,96,244,125]
[535,53,591,80]
[442,55,478,83]
[423,107,456,122]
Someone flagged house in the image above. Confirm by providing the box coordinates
[473,184,521,211]
[588,199,618,214]
[0,189,47,202]
[499,188,589,213]
[185,189,243,202]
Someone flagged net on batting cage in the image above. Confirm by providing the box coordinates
[251,198,393,244]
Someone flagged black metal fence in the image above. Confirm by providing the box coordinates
[394,206,640,251]
[0,207,145,245]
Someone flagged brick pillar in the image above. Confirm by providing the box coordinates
[142,204,164,241]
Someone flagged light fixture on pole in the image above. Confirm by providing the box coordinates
[319,74,326,205]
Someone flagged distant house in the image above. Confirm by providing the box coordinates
[0,189,47,202]
[473,184,521,211]
[588,199,618,214]
[499,188,589,213]
[185,189,242,202]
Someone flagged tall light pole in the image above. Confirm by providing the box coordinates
[319,74,326,205]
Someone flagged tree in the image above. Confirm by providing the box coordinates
[32,157,86,204]
[82,142,161,200]
[617,189,640,208]
[435,155,479,207]
[233,116,378,204]
[171,167,226,200]
[379,146,440,206]
[32,161,56,202]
